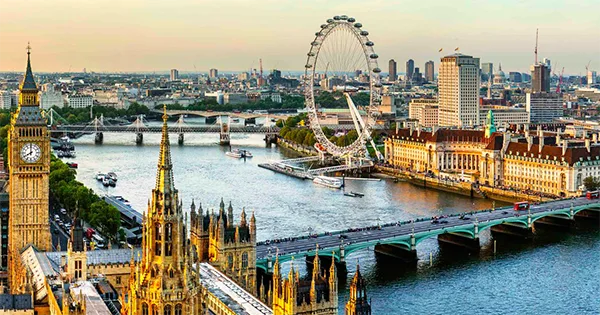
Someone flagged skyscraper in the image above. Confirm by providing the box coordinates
[588,70,597,86]
[425,60,435,82]
[438,53,480,127]
[170,68,179,81]
[481,62,493,82]
[388,59,397,82]
[531,63,551,93]
[209,68,218,79]
[406,59,414,81]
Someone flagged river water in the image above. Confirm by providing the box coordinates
[68,132,599,315]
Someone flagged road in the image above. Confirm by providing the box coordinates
[256,197,598,260]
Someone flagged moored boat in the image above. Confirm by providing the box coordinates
[313,176,343,189]
[225,149,243,158]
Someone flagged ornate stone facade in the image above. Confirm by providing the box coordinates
[190,198,257,295]
[345,265,371,315]
[123,107,203,315]
[270,250,338,315]
[8,48,52,293]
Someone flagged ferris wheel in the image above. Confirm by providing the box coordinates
[304,15,382,159]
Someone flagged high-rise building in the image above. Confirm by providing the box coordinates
[425,60,435,82]
[406,59,414,81]
[209,68,218,79]
[8,48,52,293]
[509,72,522,83]
[438,53,480,127]
[531,63,551,93]
[0,91,12,109]
[39,84,63,109]
[124,107,204,314]
[526,92,563,122]
[481,62,493,82]
[388,59,397,82]
[588,70,597,86]
[345,264,372,315]
[170,68,179,81]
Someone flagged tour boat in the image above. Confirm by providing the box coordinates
[107,172,118,182]
[102,177,111,187]
[344,191,364,198]
[96,172,106,181]
[66,162,78,169]
[242,150,253,158]
[313,176,343,189]
[225,149,243,158]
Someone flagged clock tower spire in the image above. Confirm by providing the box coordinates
[7,45,52,293]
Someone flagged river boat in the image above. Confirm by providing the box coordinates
[344,191,359,197]
[96,172,106,181]
[107,172,118,182]
[66,162,78,169]
[102,177,110,187]
[226,149,243,158]
[313,176,343,189]
[242,150,253,158]
[351,191,364,197]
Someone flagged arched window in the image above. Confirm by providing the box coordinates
[142,303,148,315]
[152,304,159,315]
[175,304,182,315]
[228,253,234,270]
[241,252,248,269]
[165,223,173,256]
[164,305,172,315]
[155,223,162,256]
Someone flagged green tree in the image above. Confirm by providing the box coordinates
[583,176,599,191]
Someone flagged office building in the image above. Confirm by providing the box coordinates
[531,63,551,93]
[389,59,397,82]
[409,98,438,127]
[438,53,480,127]
[509,72,522,83]
[526,92,563,122]
[209,68,218,79]
[0,91,11,109]
[170,69,179,81]
[39,84,64,109]
[588,70,597,86]
[481,62,493,82]
[425,60,435,82]
[406,59,414,81]
[479,105,529,127]
[66,94,93,108]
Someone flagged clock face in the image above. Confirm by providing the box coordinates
[20,143,42,163]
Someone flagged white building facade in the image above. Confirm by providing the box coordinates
[438,54,480,127]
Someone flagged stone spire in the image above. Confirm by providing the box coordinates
[227,201,233,227]
[155,105,175,196]
[345,263,371,315]
[20,43,38,92]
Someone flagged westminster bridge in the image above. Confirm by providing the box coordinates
[254,196,600,272]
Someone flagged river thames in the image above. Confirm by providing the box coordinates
[69,132,599,315]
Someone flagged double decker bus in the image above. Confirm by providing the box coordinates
[586,190,599,200]
[513,201,530,211]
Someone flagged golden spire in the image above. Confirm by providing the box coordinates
[155,104,175,194]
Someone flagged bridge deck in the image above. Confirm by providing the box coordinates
[255,197,599,261]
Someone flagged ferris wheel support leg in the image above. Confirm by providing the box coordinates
[345,93,381,161]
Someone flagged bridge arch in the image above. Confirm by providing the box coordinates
[414,227,476,246]
[478,218,529,234]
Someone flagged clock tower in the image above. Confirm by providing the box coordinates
[7,45,52,293]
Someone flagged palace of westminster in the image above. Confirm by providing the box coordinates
[1,51,373,315]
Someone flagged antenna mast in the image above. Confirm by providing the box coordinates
[534,28,539,65]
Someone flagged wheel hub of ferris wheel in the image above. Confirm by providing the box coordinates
[304,15,382,160]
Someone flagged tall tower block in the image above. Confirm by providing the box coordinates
[8,45,52,293]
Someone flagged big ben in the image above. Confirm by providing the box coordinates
[7,45,51,292]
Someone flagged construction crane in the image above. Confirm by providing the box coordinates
[556,67,564,93]
[534,28,539,65]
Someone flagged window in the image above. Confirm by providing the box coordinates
[175,304,182,315]
[242,252,248,269]
[142,303,148,315]
[116,276,121,285]
[228,254,233,270]
[164,305,172,315]
[165,223,173,256]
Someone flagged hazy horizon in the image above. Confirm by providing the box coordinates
[1,0,598,75]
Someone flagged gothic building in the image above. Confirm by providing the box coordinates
[190,198,257,294]
[124,107,203,315]
[270,249,338,315]
[8,46,52,293]
[66,212,87,282]
[345,265,371,315]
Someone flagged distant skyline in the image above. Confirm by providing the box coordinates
[0,0,598,75]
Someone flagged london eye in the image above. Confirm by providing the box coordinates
[304,15,382,159]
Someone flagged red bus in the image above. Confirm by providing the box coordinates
[514,201,529,211]
[586,191,599,199]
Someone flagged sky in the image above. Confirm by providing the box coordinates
[0,0,598,75]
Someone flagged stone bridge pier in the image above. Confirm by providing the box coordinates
[373,244,417,263]
[534,215,574,230]
[135,132,143,145]
[178,133,184,145]
[94,132,103,144]
[490,223,533,239]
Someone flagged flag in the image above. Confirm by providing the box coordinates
[438,48,443,52]
[455,47,459,51]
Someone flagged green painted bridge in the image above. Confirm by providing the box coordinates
[255,197,600,272]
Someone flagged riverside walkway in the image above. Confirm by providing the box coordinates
[254,196,600,271]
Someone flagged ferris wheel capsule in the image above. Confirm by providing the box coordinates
[348,17,356,22]
[354,23,362,28]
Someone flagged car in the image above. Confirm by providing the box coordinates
[431,220,439,224]
[440,220,449,224]
[60,208,67,215]
[502,211,509,214]
[338,234,348,239]
[54,214,60,220]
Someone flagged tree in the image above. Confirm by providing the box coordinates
[583,176,599,191]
